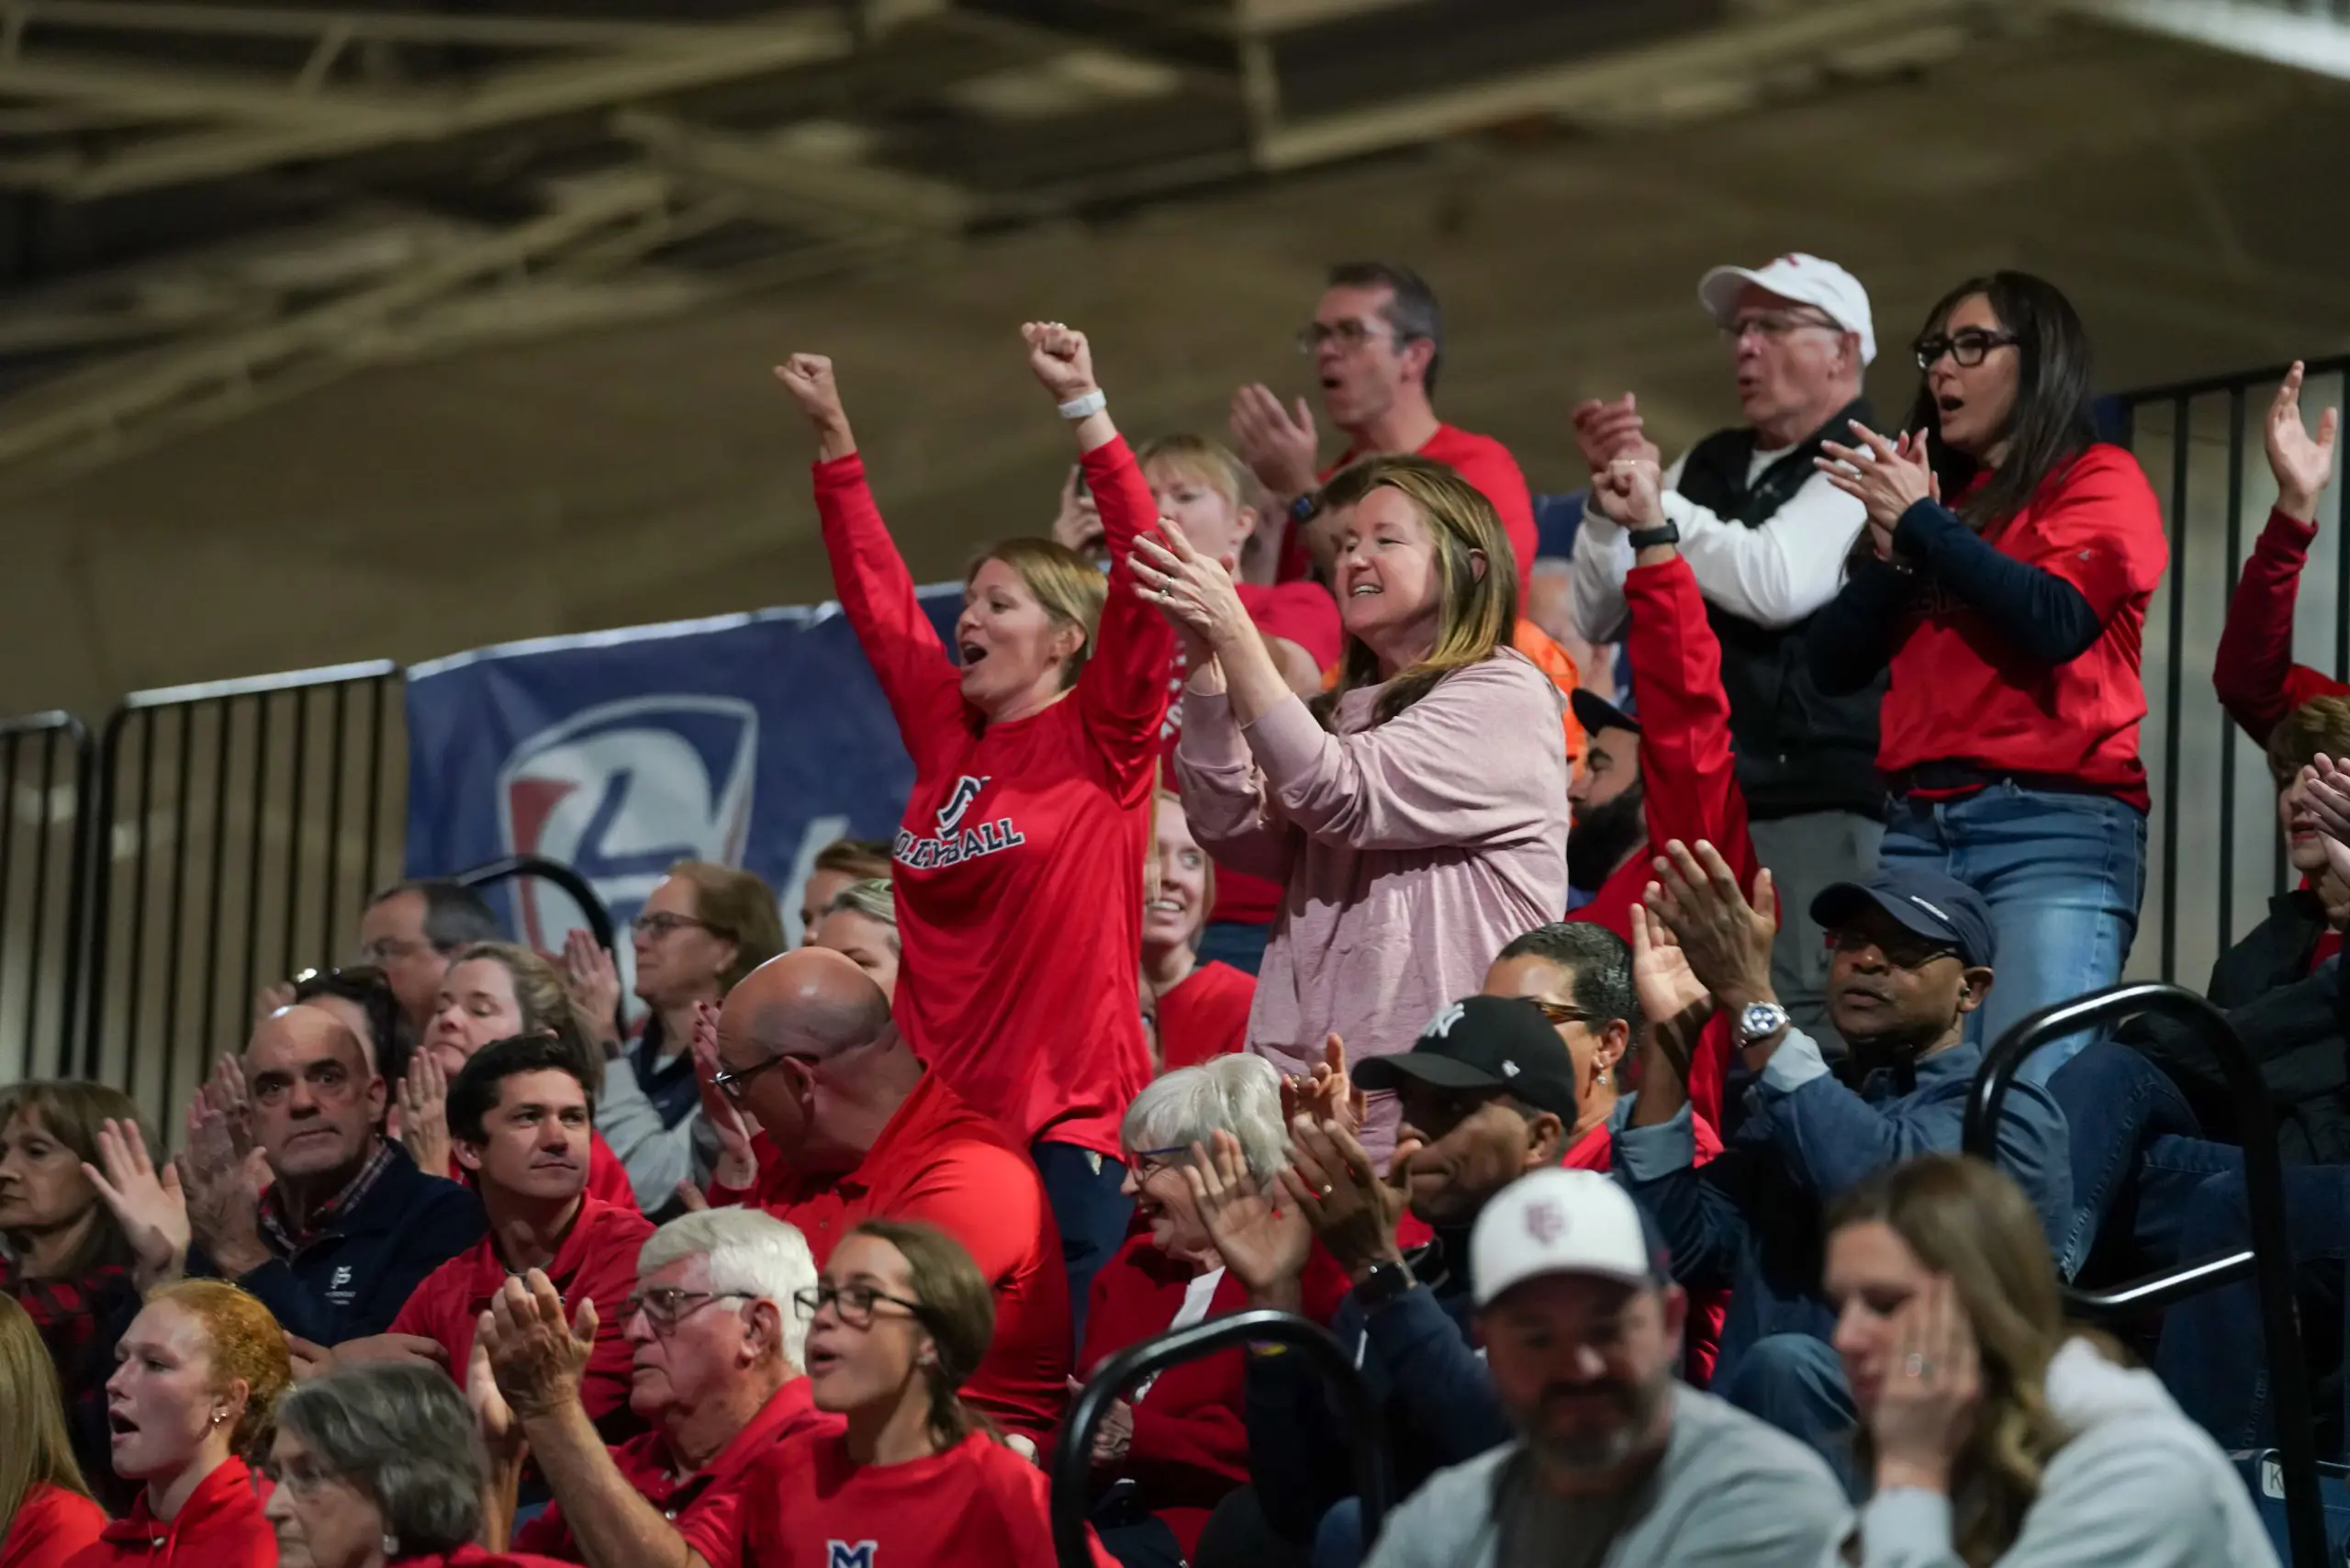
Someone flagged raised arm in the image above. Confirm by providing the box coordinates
[778,353,964,770]
[2216,362,2341,743]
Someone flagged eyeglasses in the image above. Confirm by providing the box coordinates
[1127,1143,1191,1181]
[710,1050,810,1103]
[1294,319,1402,354]
[1529,999,1596,1026]
[356,935,434,966]
[632,912,718,941]
[1720,309,1843,343]
[1913,328,2018,371]
[792,1282,926,1328]
[1828,927,1963,969]
[621,1286,748,1331]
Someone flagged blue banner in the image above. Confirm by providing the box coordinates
[403,590,964,975]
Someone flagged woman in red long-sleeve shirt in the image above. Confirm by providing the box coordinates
[775,328,1173,1323]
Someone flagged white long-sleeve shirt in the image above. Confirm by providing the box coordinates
[1570,447,1868,642]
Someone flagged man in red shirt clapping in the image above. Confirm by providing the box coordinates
[703,948,1072,1446]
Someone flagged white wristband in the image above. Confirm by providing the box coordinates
[1058,389,1107,421]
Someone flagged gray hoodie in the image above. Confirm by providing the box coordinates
[1838,1338,2279,1568]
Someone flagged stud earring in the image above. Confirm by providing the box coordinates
[382,1536,400,1557]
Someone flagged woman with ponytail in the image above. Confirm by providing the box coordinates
[1825,1154,2274,1567]
[740,1220,1117,1568]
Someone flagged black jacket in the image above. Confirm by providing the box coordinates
[193,1141,485,1343]
[2124,890,2350,1164]
[1676,400,1887,820]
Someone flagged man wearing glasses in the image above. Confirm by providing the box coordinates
[474,1207,838,1568]
[1570,252,1886,1060]
[354,877,505,1045]
[1230,260,1539,585]
[701,947,1072,1448]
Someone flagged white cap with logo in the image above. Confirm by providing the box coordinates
[1471,1168,1662,1309]
[1698,252,1876,367]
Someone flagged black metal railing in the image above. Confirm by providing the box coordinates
[0,711,92,1081]
[1051,1309,1391,1568]
[454,853,624,1039]
[76,661,405,1129]
[1963,982,2325,1568]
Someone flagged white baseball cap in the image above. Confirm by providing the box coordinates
[1698,252,1876,366]
[1471,1168,1665,1308]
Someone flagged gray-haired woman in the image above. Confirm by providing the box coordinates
[263,1361,567,1568]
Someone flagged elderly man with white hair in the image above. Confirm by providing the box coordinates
[471,1206,834,1568]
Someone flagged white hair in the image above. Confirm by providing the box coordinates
[1122,1055,1285,1185]
[638,1207,819,1370]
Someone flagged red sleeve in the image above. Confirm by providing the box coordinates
[4,1485,106,1568]
[1623,554,1753,1129]
[1439,432,1537,585]
[588,1134,638,1211]
[2006,446,2167,621]
[506,1503,572,1559]
[1076,435,1178,786]
[1242,582,1343,669]
[812,454,967,776]
[386,1260,451,1341]
[2214,506,2339,744]
[891,1143,1044,1282]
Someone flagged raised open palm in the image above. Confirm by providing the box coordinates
[1182,1128,1308,1299]
[2267,361,2340,518]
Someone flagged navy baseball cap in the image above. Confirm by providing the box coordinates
[1570,689,1638,739]
[1354,995,1579,1125]
[1810,867,1996,968]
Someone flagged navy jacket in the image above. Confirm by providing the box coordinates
[1617,1026,2071,1381]
[195,1142,485,1344]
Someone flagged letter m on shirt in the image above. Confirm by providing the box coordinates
[827,1542,878,1568]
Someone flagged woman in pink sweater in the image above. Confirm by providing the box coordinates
[1136,454,1570,1159]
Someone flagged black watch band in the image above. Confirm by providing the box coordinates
[1353,1258,1417,1309]
[1627,521,1679,550]
[1289,490,1323,525]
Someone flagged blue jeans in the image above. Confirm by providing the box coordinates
[1880,784,2147,1084]
[1032,1140,1133,1344]
[1718,1333,1861,1497]
[2047,1039,2233,1278]
[1197,920,1270,977]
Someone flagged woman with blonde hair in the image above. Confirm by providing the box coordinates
[1,1294,105,1568]
[774,325,1171,1314]
[69,1279,291,1568]
[1140,453,1571,1159]
[1825,1154,2275,1567]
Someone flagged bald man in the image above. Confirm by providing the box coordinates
[707,948,1074,1442]
[185,1004,484,1348]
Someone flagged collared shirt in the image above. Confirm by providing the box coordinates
[387,1193,654,1428]
[257,1137,398,1254]
[511,1377,839,1568]
[65,1458,274,1568]
[712,1070,1071,1440]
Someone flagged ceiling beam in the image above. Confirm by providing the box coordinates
[615,108,977,236]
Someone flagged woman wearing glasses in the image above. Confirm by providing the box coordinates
[775,326,1171,1319]
[1807,272,2165,1082]
[738,1219,1117,1568]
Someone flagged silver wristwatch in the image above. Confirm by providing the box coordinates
[1736,1002,1792,1047]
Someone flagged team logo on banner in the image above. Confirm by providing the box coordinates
[496,696,758,948]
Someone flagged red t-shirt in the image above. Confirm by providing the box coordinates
[388,1193,653,1429]
[1158,582,1343,927]
[1154,961,1255,1070]
[512,1377,839,1568]
[450,1130,637,1212]
[1287,422,1539,585]
[64,1460,273,1568]
[739,1431,1117,1568]
[1878,444,2167,807]
[814,440,1169,1158]
[711,1070,1072,1442]
[6,1485,105,1568]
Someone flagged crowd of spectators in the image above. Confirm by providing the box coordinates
[5,250,2339,1568]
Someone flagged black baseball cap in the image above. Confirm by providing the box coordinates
[1810,866,1997,969]
[1353,995,1579,1124]
[1570,689,1638,739]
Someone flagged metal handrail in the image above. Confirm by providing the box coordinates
[1963,982,2325,1568]
[0,710,93,1075]
[1050,1309,1391,1568]
[451,854,622,1040]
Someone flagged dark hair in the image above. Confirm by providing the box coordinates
[850,1220,996,1452]
[1328,261,1444,397]
[276,1363,486,1555]
[1904,272,2098,532]
[666,861,787,991]
[0,1081,151,1279]
[445,1034,594,1145]
[291,965,407,1086]
[1495,923,1637,1029]
[367,879,504,954]
[2268,695,2350,788]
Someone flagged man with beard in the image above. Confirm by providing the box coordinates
[1619,843,2068,1481]
[1361,1169,1844,1568]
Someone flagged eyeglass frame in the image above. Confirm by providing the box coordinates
[631,912,722,941]
[1293,319,1411,356]
[1911,328,2019,372]
[1718,308,1847,343]
[621,1285,752,1332]
[791,1281,929,1328]
[1126,1143,1192,1181]
[710,1048,816,1103]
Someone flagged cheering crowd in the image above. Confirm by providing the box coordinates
[5,249,2344,1568]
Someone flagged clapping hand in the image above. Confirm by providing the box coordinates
[466,1316,521,1456]
[1132,518,1252,661]
[82,1119,188,1290]
[2300,756,2350,890]
[1023,321,1100,406]
[1281,1033,1364,1135]
[1628,901,1711,1085]
[397,1051,453,1179]
[1572,393,1660,475]
[1867,1275,1981,1495]
[203,1054,254,1161]
[691,1002,758,1191]
[481,1270,597,1421]
[1643,840,1778,1022]
[561,930,623,1058]
[1229,384,1320,498]
[1818,422,1939,543]
[2268,361,2340,524]
[1593,455,1667,533]
[1182,1129,1310,1310]
[180,1092,265,1274]
[1051,465,1105,561]
[1281,1116,1415,1282]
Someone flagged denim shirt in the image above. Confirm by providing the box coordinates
[1615,1028,2071,1381]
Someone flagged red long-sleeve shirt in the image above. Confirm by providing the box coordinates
[2213,505,2349,745]
[6,1485,104,1568]
[1568,554,1756,1130]
[63,1461,273,1568]
[813,438,1169,1157]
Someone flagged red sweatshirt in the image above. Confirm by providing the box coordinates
[813,438,1169,1158]
[2213,504,2349,745]
[708,1070,1072,1442]
[1155,960,1255,1070]
[1568,554,1755,1130]
[63,1460,272,1568]
[1071,1239,1252,1558]
[388,1193,652,1430]
[6,1485,105,1568]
